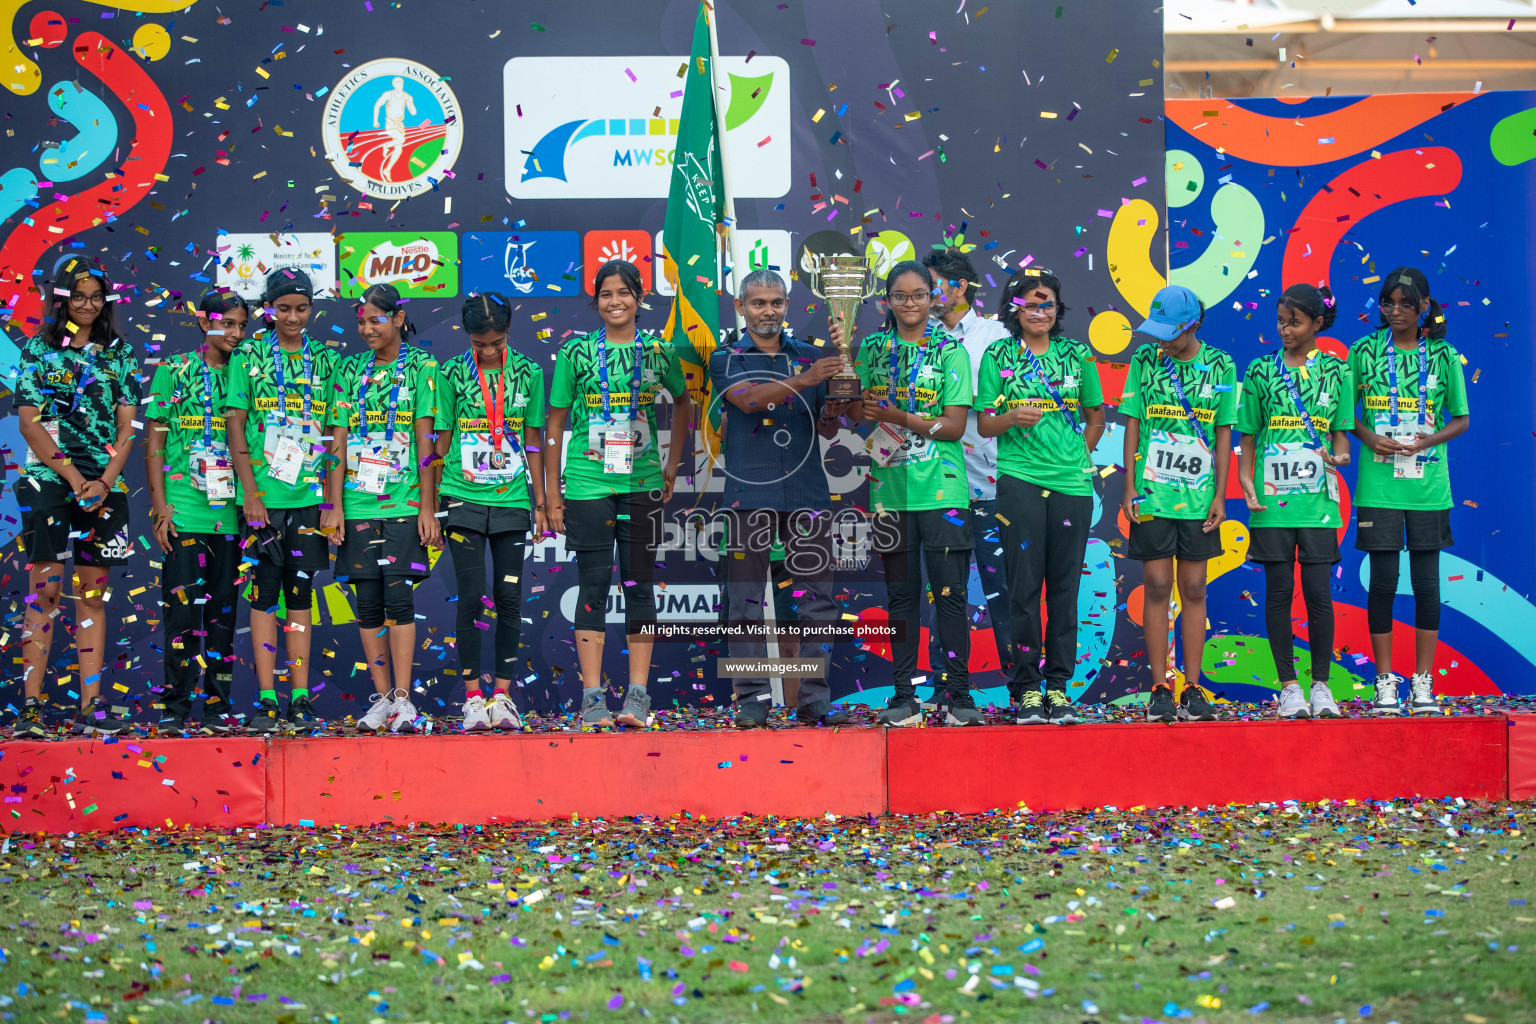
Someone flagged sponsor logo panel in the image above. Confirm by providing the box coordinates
[462,230,582,298]
[504,56,790,200]
[215,232,338,301]
[338,231,459,298]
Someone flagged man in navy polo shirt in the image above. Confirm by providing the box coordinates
[709,269,852,728]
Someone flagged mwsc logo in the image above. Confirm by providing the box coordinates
[504,56,790,200]
[323,58,463,200]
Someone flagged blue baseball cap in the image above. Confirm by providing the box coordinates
[1137,285,1203,342]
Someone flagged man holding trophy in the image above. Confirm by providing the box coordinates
[710,268,854,728]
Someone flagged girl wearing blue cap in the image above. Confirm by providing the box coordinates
[1119,285,1237,723]
[1348,267,1468,715]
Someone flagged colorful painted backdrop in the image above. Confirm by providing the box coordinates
[1126,92,1536,704]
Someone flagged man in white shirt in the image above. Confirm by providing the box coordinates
[921,248,1014,708]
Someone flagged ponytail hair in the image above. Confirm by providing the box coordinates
[356,282,416,339]
[462,291,511,335]
[1279,283,1336,332]
[1378,265,1446,341]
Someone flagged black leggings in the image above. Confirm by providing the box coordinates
[1264,560,1334,683]
[574,546,658,632]
[355,578,416,629]
[1367,549,1441,633]
[446,528,526,682]
[881,545,971,701]
[249,560,314,614]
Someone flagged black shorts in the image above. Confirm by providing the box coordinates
[1247,525,1340,565]
[441,496,532,537]
[1127,516,1223,562]
[336,516,430,580]
[870,507,974,555]
[18,478,132,566]
[562,492,664,553]
[243,504,330,572]
[1354,506,1453,552]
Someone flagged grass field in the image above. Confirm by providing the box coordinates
[1,801,1531,1024]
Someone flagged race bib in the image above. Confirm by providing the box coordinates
[1144,430,1212,490]
[460,432,527,483]
[264,420,321,484]
[24,419,61,467]
[587,417,650,466]
[867,422,935,469]
[347,435,411,492]
[190,444,236,499]
[1263,442,1336,499]
[1373,414,1426,481]
[603,429,635,475]
[355,453,390,494]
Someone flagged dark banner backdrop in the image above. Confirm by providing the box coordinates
[0,0,1165,718]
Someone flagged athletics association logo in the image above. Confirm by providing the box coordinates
[323,58,462,200]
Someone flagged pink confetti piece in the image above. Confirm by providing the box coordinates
[801,37,816,46]
[625,68,637,82]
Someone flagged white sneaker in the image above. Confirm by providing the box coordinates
[358,691,394,733]
[389,690,426,734]
[1408,672,1437,714]
[1276,682,1310,720]
[462,694,491,732]
[1370,673,1402,716]
[1310,680,1341,719]
[488,691,522,730]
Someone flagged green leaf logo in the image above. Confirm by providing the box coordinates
[724,72,773,132]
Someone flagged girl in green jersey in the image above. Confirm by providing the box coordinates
[976,269,1106,726]
[544,260,692,731]
[436,293,548,732]
[145,287,248,735]
[325,283,442,735]
[1237,284,1353,721]
[1349,266,1469,715]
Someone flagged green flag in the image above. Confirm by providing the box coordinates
[661,1,725,450]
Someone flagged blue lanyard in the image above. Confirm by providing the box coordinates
[200,362,217,450]
[271,336,313,425]
[356,348,409,441]
[1023,343,1083,435]
[885,323,935,416]
[467,349,521,453]
[60,343,99,416]
[596,329,645,425]
[1161,354,1209,446]
[1273,350,1324,449]
[1386,334,1429,429]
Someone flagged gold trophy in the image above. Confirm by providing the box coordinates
[808,252,877,399]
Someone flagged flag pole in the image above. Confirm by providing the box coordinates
[704,1,744,333]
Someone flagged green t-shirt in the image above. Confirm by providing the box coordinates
[145,353,240,534]
[434,348,548,508]
[1119,341,1238,520]
[1236,349,1355,529]
[1348,329,1469,511]
[16,334,142,485]
[853,328,973,512]
[549,330,687,500]
[325,344,440,521]
[973,335,1103,497]
[225,334,339,509]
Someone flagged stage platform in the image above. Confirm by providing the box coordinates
[3,714,1532,833]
